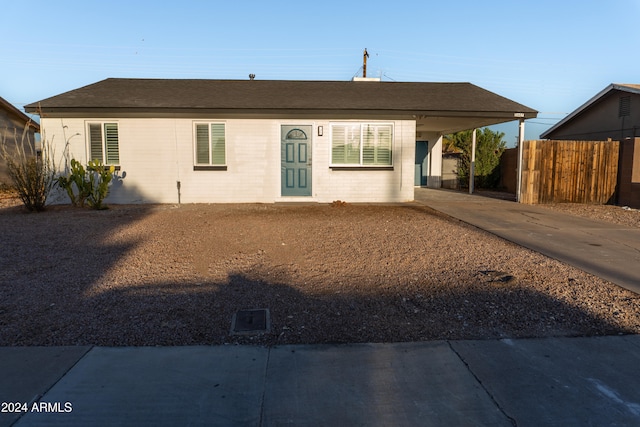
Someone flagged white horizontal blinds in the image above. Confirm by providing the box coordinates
[104,124,119,164]
[210,123,225,165]
[88,123,119,164]
[363,125,375,165]
[332,123,392,166]
[195,123,225,165]
[363,124,392,165]
[331,125,345,163]
[88,124,103,161]
[331,124,361,164]
[195,124,210,164]
[376,125,392,165]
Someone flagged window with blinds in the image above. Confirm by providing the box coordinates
[195,123,226,166]
[331,123,393,166]
[88,123,119,165]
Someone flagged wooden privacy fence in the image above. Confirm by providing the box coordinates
[519,140,619,204]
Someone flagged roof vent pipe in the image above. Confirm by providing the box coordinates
[249,74,255,80]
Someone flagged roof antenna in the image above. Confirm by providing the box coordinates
[362,48,369,78]
[249,73,255,80]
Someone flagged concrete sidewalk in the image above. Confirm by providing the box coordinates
[2,336,640,426]
[414,188,640,294]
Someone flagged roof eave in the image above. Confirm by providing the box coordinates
[27,106,537,121]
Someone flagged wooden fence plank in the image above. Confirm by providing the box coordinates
[519,140,620,204]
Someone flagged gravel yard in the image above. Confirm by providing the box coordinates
[1,191,639,346]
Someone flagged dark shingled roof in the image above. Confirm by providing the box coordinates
[25,78,537,118]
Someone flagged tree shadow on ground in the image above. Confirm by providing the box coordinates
[0,202,157,345]
[0,202,637,346]
[84,273,640,346]
[1,268,636,346]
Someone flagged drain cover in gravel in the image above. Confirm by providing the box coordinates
[231,309,270,335]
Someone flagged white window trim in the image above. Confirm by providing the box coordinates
[329,122,394,168]
[193,121,227,168]
[86,121,120,166]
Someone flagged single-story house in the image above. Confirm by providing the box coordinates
[1,95,40,186]
[541,83,640,208]
[25,78,536,204]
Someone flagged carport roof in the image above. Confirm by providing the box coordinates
[25,78,537,132]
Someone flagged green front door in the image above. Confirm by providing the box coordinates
[281,125,312,196]
[415,141,429,186]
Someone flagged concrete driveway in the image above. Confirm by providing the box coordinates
[414,188,640,294]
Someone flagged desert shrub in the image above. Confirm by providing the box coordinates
[56,159,90,207]
[86,159,115,210]
[0,127,56,212]
[57,158,115,210]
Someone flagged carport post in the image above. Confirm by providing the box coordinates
[516,119,525,202]
[469,128,477,194]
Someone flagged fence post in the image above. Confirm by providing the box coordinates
[469,128,476,194]
[516,119,525,202]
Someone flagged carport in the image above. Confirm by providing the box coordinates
[411,85,537,194]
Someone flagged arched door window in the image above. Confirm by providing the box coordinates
[286,128,308,140]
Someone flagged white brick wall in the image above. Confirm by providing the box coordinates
[43,117,418,204]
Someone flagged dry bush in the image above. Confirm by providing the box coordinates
[0,125,56,212]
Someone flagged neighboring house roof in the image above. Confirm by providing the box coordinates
[25,78,536,133]
[540,83,640,139]
[0,95,40,132]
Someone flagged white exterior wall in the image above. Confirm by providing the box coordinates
[312,119,415,203]
[42,117,416,204]
[427,134,443,189]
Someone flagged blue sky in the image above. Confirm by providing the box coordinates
[2,0,639,145]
